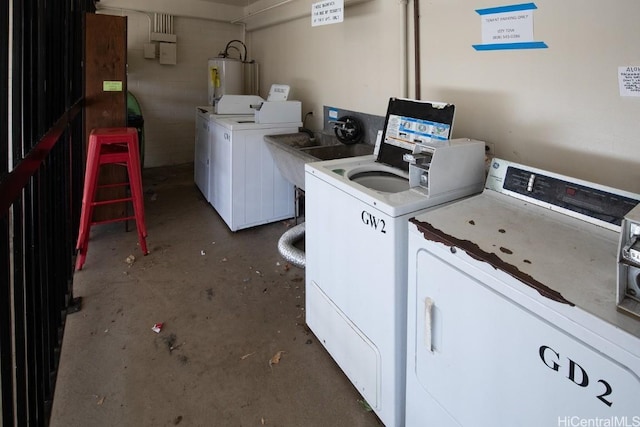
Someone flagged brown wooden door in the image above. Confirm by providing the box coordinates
[84,12,128,221]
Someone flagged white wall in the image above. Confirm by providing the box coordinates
[99,7,243,168]
[416,0,640,192]
[245,0,404,130]
[246,0,640,192]
[98,0,640,194]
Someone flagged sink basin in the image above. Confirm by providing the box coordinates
[265,132,374,191]
[265,132,318,149]
[299,143,373,161]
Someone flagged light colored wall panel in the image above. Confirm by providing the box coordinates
[417,0,640,192]
[100,0,640,194]
[246,0,405,132]
[102,10,243,167]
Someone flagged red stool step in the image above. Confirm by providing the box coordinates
[75,127,148,270]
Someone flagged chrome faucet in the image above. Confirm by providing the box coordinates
[329,120,347,130]
[329,120,359,138]
[328,116,364,144]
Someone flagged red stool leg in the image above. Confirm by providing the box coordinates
[125,134,148,254]
[75,134,102,271]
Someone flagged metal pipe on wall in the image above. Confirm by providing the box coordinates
[400,0,408,98]
[413,0,421,99]
[151,13,175,34]
[232,0,373,29]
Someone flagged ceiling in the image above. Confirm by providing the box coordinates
[196,0,261,6]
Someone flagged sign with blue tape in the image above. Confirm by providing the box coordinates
[473,3,548,51]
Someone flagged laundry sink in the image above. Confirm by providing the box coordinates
[265,132,319,150]
[264,132,374,191]
[299,143,373,161]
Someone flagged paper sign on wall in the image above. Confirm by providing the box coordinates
[619,66,640,97]
[103,81,123,92]
[473,3,548,51]
[481,9,533,44]
[312,0,344,27]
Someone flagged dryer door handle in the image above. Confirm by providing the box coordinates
[424,297,434,353]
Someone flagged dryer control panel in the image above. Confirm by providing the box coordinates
[486,158,640,231]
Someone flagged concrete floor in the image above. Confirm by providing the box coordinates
[50,163,382,427]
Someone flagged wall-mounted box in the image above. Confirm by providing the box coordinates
[143,43,156,59]
[159,42,177,65]
[150,32,177,43]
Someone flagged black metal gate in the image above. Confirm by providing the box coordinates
[1,1,95,425]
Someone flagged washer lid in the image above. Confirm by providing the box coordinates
[377,98,455,172]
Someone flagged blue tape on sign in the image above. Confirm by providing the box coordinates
[476,2,537,15]
[473,41,548,50]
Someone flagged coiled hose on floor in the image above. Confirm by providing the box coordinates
[277,222,305,269]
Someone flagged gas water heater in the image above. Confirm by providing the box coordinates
[208,58,243,106]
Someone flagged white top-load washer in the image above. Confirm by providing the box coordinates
[194,105,257,202]
[195,84,299,213]
[208,114,301,231]
[405,158,640,427]
[304,98,486,427]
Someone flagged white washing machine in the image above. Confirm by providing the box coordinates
[195,106,214,199]
[305,98,486,427]
[209,115,301,231]
[406,158,640,426]
[194,106,254,203]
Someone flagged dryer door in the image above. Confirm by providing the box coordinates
[410,245,640,426]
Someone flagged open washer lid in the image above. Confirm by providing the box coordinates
[376,98,455,172]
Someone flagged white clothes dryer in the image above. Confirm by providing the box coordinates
[304,98,486,427]
[406,158,640,426]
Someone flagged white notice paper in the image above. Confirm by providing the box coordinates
[618,66,640,97]
[481,10,534,44]
[312,0,344,27]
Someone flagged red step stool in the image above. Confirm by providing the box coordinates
[75,127,148,270]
